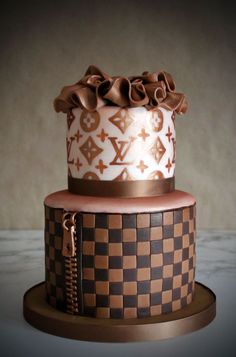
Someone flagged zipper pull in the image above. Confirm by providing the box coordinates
[62,212,76,257]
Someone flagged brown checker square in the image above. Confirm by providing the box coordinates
[151,254,163,268]
[189,219,194,233]
[162,290,172,304]
[123,229,136,242]
[123,281,137,295]
[137,241,150,256]
[123,242,136,255]
[182,260,189,274]
[174,209,183,224]
[163,238,174,253]
[49,296,56,307]
[174,223,183,237]
[95,281,109,295]
[150,279,162,293]
[49,272,56,285]
[172,299,181,312]
[163,264,173,278]
[187,293,193,304]
[83,241,95,255]
[109,282,123,295]
[110,295,123,308]
[96,295,109,307]
[46,281,51,294]
[173,275,182,288]
[110,308,123,318]
[137,280,150,294]
[124,308,137,318]
[189,244,194,258]
[49,246,55,259]
[95,255,108,269]
[109,243,122,256]
[49,221,55,235]
[96,307,110,318]
[109,269,123,282]
[45,232,50,245]
[183,207,190,222]
[56,287,63,300]
[174,249,183,263]
[150,305,162,316]
[181,284,188,297]
[123,268,137,281]
[45,256,50,270]
[55,261,62,275]
[150,227,163,240]
[84,293,96,306]
[45,206,50,220]
[83,268,95,280]
[95,229,109,242]
[108,214,122,229]
[137,268,150,281]
[123,256,137,269]
[83,214,95,228]
[54,210,62,223]
[109,256,123,269]
[138,294,150,308]
[183,234,190,248]
[54,236,62,250]
[137,214,150,228]
[163,211,174,225]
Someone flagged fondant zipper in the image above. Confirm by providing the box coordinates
[62,212,77,257]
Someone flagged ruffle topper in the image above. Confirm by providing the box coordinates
[54,65,187,114]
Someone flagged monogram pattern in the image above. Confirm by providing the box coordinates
[67,106,176,181]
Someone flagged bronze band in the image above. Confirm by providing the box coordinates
[68,176,175,197]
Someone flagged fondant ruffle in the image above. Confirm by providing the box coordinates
[54,65,188,114]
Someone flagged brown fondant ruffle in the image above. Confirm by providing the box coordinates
[54,65,187,114]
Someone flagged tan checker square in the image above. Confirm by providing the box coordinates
[109,243,122,256]
[189,244,194,258]
[189,219,194,233]
[151,254,163,267]
[49,221,55,235]
[162,290,172,304]
[173,275,182,288]
[54,210,62,223]
[137,214,150,228]
[45,256,50,270]
[45,232,50,244]
[181,284,188,297]
[83,214,95,228]
[124,308,137,318]
[123,282,137,295]
[56,287,63,300]
[163,238,174,252]
[163,264,173,278]
[174,223,183,237]
[150,226,162,240]
[95,229,109,242]
[138,294,150,307]
[84,293,96,306]
[123,229,136,242]
[49,272,56,285]
[54,236,62,250]
[96,307,110,318]
[55,261,62,275]
[83,268,95,280]
[193,255,196,267]
[108,214,122,229]
[174,249,183,263]
[187,293,193,304]
[110,295,123,308]
[109,269,123,282]
[96,281,109,295]
[183,207,190,222]
[123,256,137,269]
[150,305,162,316]
[188,269,194,282]
[83,241,95,255]
[137,268,150,281]
[137,242,150,256]
[95,255,108,269]
[172,300,181,312]
[183,234,190,248]
[163,211,173,225]
[182,260,189,274]
[49,246,55,259]
[150,279,162,293]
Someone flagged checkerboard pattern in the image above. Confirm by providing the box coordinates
[44,206,66,311]
[81,205,196,318]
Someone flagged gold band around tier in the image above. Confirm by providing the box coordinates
[68,176,175,197]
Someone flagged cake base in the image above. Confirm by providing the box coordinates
[23,281,216,342]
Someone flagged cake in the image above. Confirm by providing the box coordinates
[44,65,196,319]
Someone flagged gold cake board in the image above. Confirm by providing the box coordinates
[23,282,216,342]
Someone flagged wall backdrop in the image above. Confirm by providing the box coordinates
[0,0,235,229]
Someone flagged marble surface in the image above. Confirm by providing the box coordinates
[0,230,235,357]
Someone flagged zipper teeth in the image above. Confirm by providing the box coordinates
[64,212,78,315]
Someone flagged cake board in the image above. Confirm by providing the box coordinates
[23,281,216,342]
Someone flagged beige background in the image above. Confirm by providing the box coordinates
[0,0,235,229]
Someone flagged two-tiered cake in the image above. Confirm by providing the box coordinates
[43,65,197,319]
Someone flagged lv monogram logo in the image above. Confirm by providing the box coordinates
[109,136,136,165]
[66,137,75,164]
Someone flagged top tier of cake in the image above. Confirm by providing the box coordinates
[54,66,187,197]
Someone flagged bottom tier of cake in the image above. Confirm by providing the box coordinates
[44,190,196,319]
